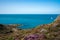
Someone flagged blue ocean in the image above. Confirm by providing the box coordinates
[0,14,58,29]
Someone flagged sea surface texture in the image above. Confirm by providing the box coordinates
[0,14,58,29]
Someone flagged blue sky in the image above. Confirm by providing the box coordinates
[0,0,60,14]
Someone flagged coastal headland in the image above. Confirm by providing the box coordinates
[0,15,60,40]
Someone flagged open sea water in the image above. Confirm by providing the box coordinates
[0,14,58,29]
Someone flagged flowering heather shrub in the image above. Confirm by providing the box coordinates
[24,34,39,40]
[24,34,46,40]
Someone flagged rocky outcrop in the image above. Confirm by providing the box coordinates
[0,24,21,34]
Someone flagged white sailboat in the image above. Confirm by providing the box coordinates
[51,17,53,19]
